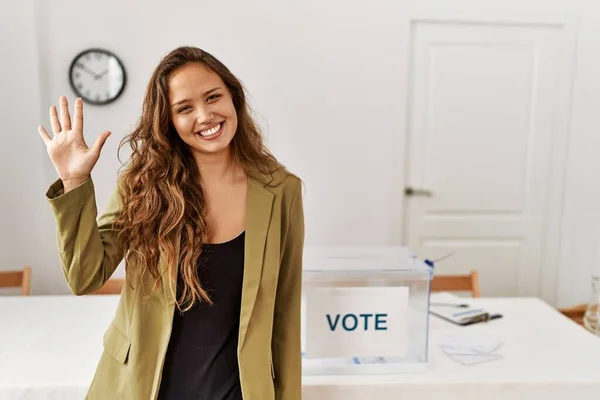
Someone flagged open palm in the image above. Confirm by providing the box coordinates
[38,97,111,187]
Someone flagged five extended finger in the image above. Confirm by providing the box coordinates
[38,126,51,145]
[59,96,72,131]
[72,98,84,133]
[50,105,61,134]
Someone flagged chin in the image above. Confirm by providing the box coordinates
[190,135,234,155]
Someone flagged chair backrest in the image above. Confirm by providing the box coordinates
[90,279,124,295]
[430,270,481,297]
[0,266,31,296]
[558,303,587,326]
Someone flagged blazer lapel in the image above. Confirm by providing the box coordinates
[238,174,274,349]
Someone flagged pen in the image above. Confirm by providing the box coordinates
[460,313,503,325]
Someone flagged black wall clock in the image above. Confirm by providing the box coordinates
[69,48,126,105]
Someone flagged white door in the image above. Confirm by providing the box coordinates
[404,16,573,297]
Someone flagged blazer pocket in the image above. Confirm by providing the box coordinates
[103,323,131,364]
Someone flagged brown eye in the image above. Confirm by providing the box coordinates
[178,105,191,113]
[207,94,221,103]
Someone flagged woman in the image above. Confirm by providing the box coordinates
[38,46,304,400]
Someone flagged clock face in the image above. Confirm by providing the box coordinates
[69,49,126,105]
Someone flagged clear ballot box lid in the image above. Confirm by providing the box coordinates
[302,245,433,281]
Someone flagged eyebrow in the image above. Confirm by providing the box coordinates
[171,87,222,108]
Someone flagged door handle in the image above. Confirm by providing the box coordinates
[404,187,433,197]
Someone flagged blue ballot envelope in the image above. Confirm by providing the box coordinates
[301,246,433,375]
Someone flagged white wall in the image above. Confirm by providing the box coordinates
[554,1,600,307]
[1,0,599,306]
[0,0,60,294]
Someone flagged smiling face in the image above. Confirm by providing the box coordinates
[168,62,238,159]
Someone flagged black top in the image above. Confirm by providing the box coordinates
[158,231,246,400]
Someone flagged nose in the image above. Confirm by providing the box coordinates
[194,104,213,125]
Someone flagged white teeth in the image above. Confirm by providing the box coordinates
[199,123,221,137]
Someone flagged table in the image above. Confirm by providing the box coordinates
[1,295,599,400]
[304,295,600,400]
[0,295,116,400]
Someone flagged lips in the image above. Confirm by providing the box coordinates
[194,121,225,141]
[197,122,222,137]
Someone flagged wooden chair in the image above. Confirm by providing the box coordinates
[430,270,481,298]
[90,279,124,295]
[558,303,587,326]
[0,266,32,296]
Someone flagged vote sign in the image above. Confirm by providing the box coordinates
[305,286,409,358]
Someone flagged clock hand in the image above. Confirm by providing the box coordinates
[94,70,109,80]
[77,64,99,78]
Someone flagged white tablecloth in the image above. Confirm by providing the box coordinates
[1,295,600,400]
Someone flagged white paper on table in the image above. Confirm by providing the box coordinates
[443,352,504,365]
[439,332,504,366]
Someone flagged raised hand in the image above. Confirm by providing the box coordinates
[38,97,111,193]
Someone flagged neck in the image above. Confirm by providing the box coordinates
[193,149,241,187]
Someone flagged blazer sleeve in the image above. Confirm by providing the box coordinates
[272,178,305,400]
[46,178,124,295]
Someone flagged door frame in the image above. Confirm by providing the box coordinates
[398,6,579,305]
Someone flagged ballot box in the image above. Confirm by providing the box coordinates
[301,246,433,375]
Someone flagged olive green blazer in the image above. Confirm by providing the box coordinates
[46,168,304,400]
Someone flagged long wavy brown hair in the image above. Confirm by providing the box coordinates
[113,46,284,311]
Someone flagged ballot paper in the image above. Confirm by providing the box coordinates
[439,332,504,365]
